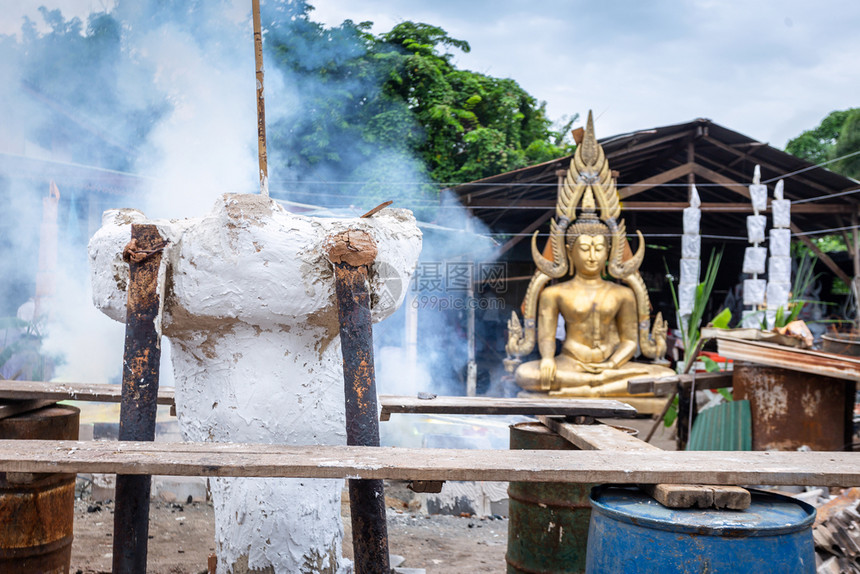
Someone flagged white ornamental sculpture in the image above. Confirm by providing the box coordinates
[678,184,701,318]
[89,194,421,574]
[742,165,768,327]
[766,179,791,327]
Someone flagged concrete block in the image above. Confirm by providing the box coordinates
[422,481,508,517]
[152,475,209,503]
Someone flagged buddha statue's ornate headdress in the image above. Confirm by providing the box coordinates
[504,111,667,371]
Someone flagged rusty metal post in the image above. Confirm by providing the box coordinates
[113,224,167,574]
[326,230,390,574]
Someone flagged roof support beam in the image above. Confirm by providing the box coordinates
[790,223,852,285]
[691,163,750,199]
[496,210,553,256]
[618,162,696,199]
[606,130,691,160]
[703,135,852,201]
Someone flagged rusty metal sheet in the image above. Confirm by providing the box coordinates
[733,361,853,451]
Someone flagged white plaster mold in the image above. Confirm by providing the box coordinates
[88,194,422,574]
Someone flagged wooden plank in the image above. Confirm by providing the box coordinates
[379,395,636,421]
[0,380,175,406]
[538,417,751,509]
[691,164,751,199]
[0,440,856,486]
[640,484,749,510]
[617,162,696,200]
[539,416,650,451]
[716,337,860,381]
[627,372,734,396]
[0,399,57,421]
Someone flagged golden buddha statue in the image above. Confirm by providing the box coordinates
[505,111,674,398]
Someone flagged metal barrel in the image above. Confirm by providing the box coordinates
[506,422,592,574]
[0,404,80,573]
[586,485,816,574]
[733,360,855,451]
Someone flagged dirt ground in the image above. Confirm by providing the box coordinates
[68,417,673,573]
[69,485,508,574]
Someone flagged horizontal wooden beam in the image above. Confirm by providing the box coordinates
[627,372,734,396]
[0,380,175,405]
[0,440,857,486]
[467,200,845,214]
[379,395,636,421]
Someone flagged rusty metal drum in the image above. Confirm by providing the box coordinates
[506,422,592,574]
[732,361,854,451]
[0,404,79,573]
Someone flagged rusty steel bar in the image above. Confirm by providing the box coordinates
[326,230,390,574]
[113,224,167,574]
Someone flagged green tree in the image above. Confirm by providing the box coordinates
[262,12,574,201]
[785,108,860,178]
[380,22,574,183]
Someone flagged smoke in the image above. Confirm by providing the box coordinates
[1,0,502,397]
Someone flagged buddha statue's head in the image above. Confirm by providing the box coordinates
[565,189,610,277]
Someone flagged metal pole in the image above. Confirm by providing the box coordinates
[112,224,167,574]
[251,0,269,196]
[326,230,390,574]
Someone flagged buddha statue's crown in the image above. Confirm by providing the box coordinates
[566,189,609,243]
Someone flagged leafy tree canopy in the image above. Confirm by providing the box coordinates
[262,9,576,196]
[785,108,860,179]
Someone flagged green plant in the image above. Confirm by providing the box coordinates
[665,249,724,368]
[754,252,820,329]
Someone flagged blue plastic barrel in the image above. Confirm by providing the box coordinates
[586,486,815,574]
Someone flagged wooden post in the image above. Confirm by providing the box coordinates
[251,0,268,196]
[853,212,860,328]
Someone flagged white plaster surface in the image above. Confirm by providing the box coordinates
[746,215,766,245]
[679,258,700,286]
[768,256,792,285]
[682,206,700,236]
[678,282,696,315]
[749,183,768,214]
[770,229,792,257]
[766,281,791,309]
[743,279,766,306]
[88,194,422,574]
[771,199,791,229]
[681,235,700,260]
[742,247,767,275]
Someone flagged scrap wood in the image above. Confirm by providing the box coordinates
[814,495,860,573]
[537,415,751,510]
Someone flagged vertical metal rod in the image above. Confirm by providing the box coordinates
[112,224,166,574]
[326,230,390,574]
[251,0,269,196]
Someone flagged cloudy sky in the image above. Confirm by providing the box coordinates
[4,0,859,147]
